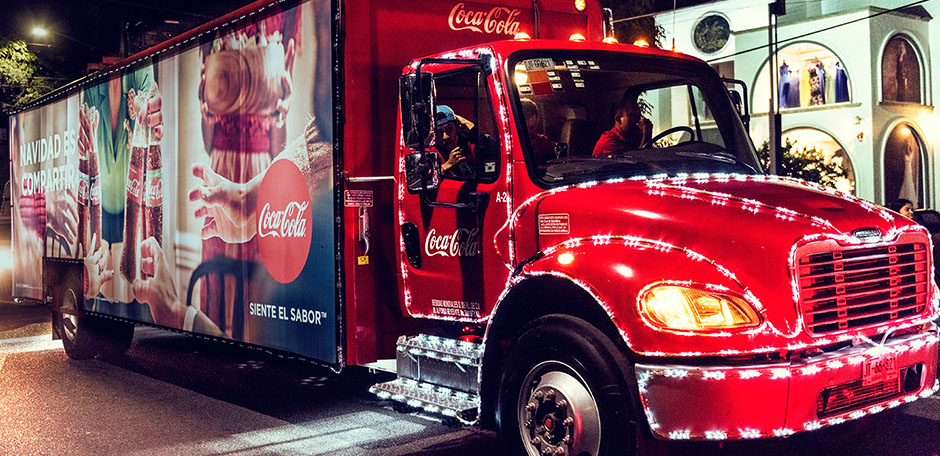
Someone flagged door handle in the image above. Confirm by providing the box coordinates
[468,191,490,213]
[359,207,371,256]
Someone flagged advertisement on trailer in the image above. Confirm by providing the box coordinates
[8,0,338,363]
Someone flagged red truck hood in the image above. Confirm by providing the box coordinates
[529,175,924,334]
[534,176,909,252]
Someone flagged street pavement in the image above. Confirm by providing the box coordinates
[2,301,940,455]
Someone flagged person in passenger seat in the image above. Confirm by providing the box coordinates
[521,99,555,163]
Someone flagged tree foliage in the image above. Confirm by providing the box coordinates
[601,0,665,47]
[757,139,847,189]
[0,40,53,111]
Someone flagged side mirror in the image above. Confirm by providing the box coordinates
[721,78,750,131]
[405,151,442,193]
[400,72,434,149]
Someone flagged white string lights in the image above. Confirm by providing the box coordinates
[395,45,939,435]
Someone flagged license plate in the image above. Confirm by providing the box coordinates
[863,353,898,387]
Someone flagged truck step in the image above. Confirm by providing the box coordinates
[369,378,480,423]
[370,334,483,423]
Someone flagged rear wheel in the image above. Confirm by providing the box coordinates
[53,273,134,360]
[54,276,99,360]
[497,314,666,456]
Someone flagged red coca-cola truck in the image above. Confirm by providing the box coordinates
[8,0,939,454]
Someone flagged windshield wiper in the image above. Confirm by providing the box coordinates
[676,151,758,173]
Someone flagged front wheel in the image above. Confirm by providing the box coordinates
[497,314,665,456]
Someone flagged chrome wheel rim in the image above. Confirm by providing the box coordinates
[517,361,601,456]
[61,288,79,343]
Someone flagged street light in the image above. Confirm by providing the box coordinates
[30,25,111,56]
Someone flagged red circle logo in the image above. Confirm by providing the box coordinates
[256,160,313,283]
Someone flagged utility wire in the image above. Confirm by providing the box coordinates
[612,0,931,62]
[708,0,930,62]
[103,0,216,19]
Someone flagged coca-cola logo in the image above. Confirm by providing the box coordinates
[126,164,143,203]
[425,228,480,257]
[258,201,309,238]
[90,178,101,205]
[448,2,521,36]
[146,171,163,207]
[256,160,313,283]
[77,178,88,202]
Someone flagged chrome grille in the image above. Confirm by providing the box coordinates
[815,364,923,417]
[796,241,929,334]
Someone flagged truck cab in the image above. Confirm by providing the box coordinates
[383,38,940,455]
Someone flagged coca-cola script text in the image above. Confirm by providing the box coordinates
[425,228,480,257]
[447,3,521,36]
[258,201,310,238]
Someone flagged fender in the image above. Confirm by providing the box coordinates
[505,235,764,357]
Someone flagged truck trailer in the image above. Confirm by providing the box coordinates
[8,0,939,454]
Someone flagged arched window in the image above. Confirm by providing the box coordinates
[753,42,850,114]
[881,36,922,103]
[782,128,855,194]
[883,123,926,206]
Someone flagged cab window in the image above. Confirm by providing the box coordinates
[432,69,500,183]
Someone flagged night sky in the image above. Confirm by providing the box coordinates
[0,0,710,89]
[0,0,254,81]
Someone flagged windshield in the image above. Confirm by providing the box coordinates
[509,51,761,185]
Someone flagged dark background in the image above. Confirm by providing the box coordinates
[0,0,709,185]
[0,0,709,87]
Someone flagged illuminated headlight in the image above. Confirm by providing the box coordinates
[0,245,11,269]
[639,285,760,330]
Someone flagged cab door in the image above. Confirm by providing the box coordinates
[397,60,510,321]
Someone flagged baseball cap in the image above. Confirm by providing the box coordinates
[436,105,456,127]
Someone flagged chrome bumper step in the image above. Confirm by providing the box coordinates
[370,334,483,424]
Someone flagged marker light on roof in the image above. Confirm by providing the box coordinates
[513,63,528,86]
[603,36,619,44]
[513,32,531,40]
[633,39,650,47]
[569,33,586,42]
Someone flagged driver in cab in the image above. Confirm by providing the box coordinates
[592,99,652,156]
[435,105,476,179]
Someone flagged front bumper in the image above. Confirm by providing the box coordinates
[635,328,940,441]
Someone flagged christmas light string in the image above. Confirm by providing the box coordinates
[392,49,940,431]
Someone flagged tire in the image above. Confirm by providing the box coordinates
[53,271,134,360]
[497,314,666,456]
[95,317,135,360]
[53,273,101,360]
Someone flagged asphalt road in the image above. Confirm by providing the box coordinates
[2,301,940,455]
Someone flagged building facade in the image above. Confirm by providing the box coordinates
[655,0,937,207]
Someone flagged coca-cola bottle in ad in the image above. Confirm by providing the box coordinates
[77,108,90,257]
[142,119,163,278]
[89,137,102,253]
[79,103,102,255]
[120,94,149,284]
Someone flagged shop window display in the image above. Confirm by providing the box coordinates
[881,36,922,103]
[753,43,849,113]
[884,124,926,207]
[782,128,855,194]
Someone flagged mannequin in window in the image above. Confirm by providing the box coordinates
[897,45,912,102]
[898,133,919,204]
[834,62,849,103]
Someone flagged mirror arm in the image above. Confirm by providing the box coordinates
[722,77,751,129]
[410,55,494,211]
[420,190,489,212]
